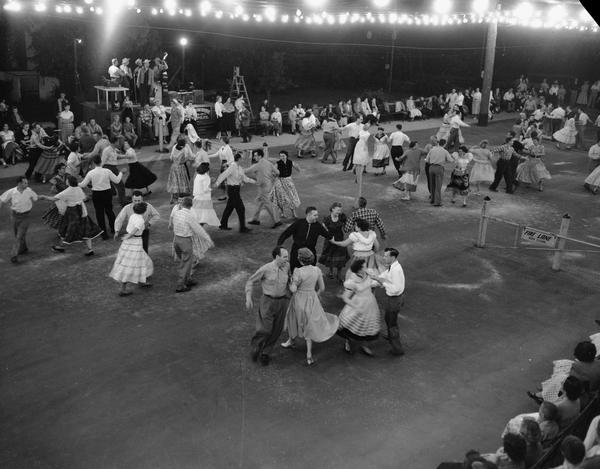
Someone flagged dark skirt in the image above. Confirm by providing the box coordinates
[446,170,470,195]
[372,157,390,168]
[318,240,349,268]
[57,205,103,244]
[41,204,62,229]
[223,112,236,132]
[336,328,379,342]
[125,162,157,189]
[217,116,226,132]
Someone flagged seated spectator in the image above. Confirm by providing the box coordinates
[539,402,560,448]
[0,122,16,166]
[570,341,600,395]
[483,433,528,469]
[580,456,600,469]
[9,106,24,129]
[585,416,600,458]
[15,121,32,163]
[258,105,270,137]
[123,116,138,148]
[556,376,583,429]
[550,435,585,469]
[519,419,543,469]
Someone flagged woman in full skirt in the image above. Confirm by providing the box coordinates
[371,128,390,175]
[294,113,318,158]
[39,175,102,255]
[584,165,600,194]
[192,163,220,226]
[469,140,495,194]
[41,163,69,229]
[318,202,349,282]
[516,137,552,192]
[331,218,380,279]
[446,146,473,207]
[123,141,157,196]
[166,137,193,203]
[553,115,578,150]
[337,259,381,356]
[109,202,153,296]
[270,150,301,218]
[281,248,339,366]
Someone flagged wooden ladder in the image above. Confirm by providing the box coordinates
[229,66,253,119]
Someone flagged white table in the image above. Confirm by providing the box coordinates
[94,86,129,110]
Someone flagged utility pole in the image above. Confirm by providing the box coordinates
[387,29,396,94]
[478,0,499,127]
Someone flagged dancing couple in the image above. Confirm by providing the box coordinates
[245,245,407,366]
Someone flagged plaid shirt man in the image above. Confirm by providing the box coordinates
[344,207,386,239]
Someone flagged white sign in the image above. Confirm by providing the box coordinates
[521,227,558,247]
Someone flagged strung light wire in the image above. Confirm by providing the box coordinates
[2,0,598,32]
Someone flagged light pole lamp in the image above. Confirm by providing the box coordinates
[179,37,188,89]
[73,38,83,99]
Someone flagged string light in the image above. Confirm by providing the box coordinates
[1,0,596,33]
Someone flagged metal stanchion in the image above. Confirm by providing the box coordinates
[475,196,491,247]
[552,213,571,272]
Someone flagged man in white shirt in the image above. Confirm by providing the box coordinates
[288,106,298,134]
[576,108,591,150]
[79,155,125,239]
[446,112,470,153]
[245,149,281,228]
[169,196,206,293]
[214,95,225,140]
[503,88,515,112]
[114,191,160,253]
[549,105,566,134]
[270,107,282,136]
[108,58,122,83]
[374,247,406,356]
[0,176,46,263]
[389,124,411,177]
[119,58,132,91]
[214,152,256,232]
[342,115,363,171]
[101,136,129,207]
[446,89,458,110]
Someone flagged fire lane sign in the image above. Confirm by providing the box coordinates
[521,227,558,247]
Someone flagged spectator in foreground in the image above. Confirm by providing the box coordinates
[483,432,527,469]
[550,435,585,469]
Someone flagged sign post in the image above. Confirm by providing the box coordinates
[552,214,571,272]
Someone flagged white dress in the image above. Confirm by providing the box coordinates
[372,134,390,167]
[584,165,600,193]
[469,147,495,183]
[192,173,220,226]
[109,214,153,284]
[352,128,371,166]
[553,118,578,146]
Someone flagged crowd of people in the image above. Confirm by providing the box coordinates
[2,64,600,469]
[440,335,600,469]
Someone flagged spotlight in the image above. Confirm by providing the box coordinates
[514,2,534,18]
[472,0,488,15]
[264,6,276,22]
[373,0,390,7]
[433,0,452,15]
[199,0,211,16]
[304,0,327,9]
[179,37,188,46]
